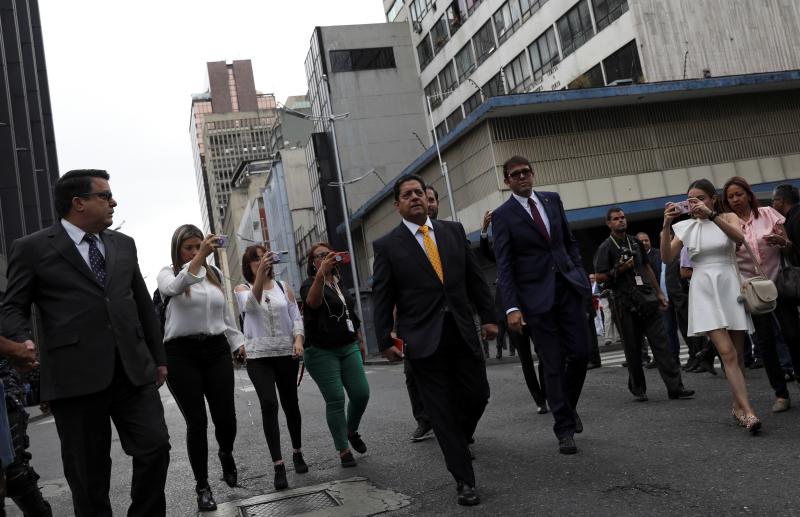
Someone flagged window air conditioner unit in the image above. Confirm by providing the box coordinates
[413,21,423,33]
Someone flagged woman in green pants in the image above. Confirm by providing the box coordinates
[300,242,370,467]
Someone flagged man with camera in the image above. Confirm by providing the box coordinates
[594,208,693,402]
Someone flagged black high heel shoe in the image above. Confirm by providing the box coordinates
[274,463,288,490]
[218,451,238,487]
[196,484,217,512]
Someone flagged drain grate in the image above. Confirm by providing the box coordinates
[239,490,340,517]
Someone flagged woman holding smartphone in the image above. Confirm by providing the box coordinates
[158,224,245,512]
[300,242,370,467]
[661,179,761,433]
[234,245,307,490]
[722,176,797,414]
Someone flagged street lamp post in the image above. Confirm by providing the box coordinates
[425,94,459,223]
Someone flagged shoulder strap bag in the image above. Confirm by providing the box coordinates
[733,241,778,314]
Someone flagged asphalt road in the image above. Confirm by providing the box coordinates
[9,349,800,516]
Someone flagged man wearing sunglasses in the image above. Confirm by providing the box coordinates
[1,169,170,516]
[490,156,590,455]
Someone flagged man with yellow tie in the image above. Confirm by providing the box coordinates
[372,175,497,507]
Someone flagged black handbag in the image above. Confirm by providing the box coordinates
[776,254,800,301]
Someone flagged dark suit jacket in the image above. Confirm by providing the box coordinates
[646,248,663,280]
[372,219,495,359]
[785,204,800,266]
[491,192,590,316]
[1,223,165,401]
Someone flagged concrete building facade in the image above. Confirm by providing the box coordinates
[189,60,276,234]
[302,23,430,275]
[381,0,800,141]
[0,0,59,293]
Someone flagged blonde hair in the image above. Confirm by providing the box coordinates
[170,224,222,295]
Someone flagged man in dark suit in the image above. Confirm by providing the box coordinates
[373,175,496,506]
[491,156,589,454]
[771,184,800,383]
[1,170,170,516]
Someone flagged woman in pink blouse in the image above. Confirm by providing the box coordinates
[723,176,795,413]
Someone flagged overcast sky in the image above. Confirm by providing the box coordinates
[38,0,386,290]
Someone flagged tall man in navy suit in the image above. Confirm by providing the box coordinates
[491,156,590,454]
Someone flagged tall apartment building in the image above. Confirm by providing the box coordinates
[383,0,800,139]
[303,23,429,263]
[189,60,276,233]
[0,0,59,293]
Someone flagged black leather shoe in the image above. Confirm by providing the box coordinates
[749,359,764,369]
[218,451,238,487]
[293,452,309,474]
[634,393,649,402]
[574,412,583,434]
[456,482,480,506]
[558,436,577,455]
[695,361,717,375]
[468,446,475,460]
[411,422,433,442]
[274,463,288,490]
[587,362,601,370]
[669,389,695,400]
[536,403,549,415]
[196,485,217,512]
[644,360,657,370]
[682,358,697,371]
[340,451,357,468]
[348,431,367,454]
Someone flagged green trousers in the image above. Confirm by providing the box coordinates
[304,343,370,450]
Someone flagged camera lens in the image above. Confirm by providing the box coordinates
[335,255,343,262]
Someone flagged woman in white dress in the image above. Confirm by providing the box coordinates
[660,179,761,433]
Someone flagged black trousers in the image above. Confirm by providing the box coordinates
[526,275,589,439]
[509,329,546,406]
[611,296,684,397]
[246,356,303,462]
[670,293,707,359]
[408,314,489,487]
[750,298,800,399]
[0,403,52,516]
[403,358,429,426]
[166,335,235,487]
[49,356,170,517]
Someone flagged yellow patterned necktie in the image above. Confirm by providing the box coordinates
[419,224,444,283]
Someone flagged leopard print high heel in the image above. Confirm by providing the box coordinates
[742,414,761,434]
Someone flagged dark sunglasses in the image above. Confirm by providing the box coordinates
[79,191,114,202]
[507,168,533,179]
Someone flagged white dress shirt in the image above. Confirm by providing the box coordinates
[511,192,551,235]
[235,281,304,359]
[61,218,105,266]
[402,217,438,255]
[157,263,244,351]
[506,192,551,315]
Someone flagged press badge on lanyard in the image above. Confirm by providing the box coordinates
[332,281,355,333]
[634,275,644,286]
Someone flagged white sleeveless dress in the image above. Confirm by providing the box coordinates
[673,218,752,336]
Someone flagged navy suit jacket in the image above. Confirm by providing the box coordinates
[491,192,590,316]
[372,219,494,359]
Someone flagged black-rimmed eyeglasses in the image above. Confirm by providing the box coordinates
[508,168,533,179]
[79,191,114,202]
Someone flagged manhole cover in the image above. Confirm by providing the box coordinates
[239,490,340,516]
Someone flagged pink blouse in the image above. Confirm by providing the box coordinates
[735,206,785,280]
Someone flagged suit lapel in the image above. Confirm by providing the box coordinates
[509,194,549,242]
[393,223,441,284]
[101,231,117,288]
[537,192,559,241]
[48,223,104,289]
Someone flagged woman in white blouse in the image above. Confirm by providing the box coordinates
[234,245,306,491]
[157,224,245,512]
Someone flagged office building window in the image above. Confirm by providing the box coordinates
[484,72,505,97]
[603,40,643,85]
[493,1,522,45]
[593,0,628,31]
[329,47,396,73]
[446,2,466,35]
[463,90,483,115]
[529,26,560,82]
[504,51,531,93]
[519,0,547,19]
[417,35,434,70]
[472,21,497,65]
[438,61,459,98]
[425,78,442,110]
[466,0,483,15]
[446,107,464,133]
[568,63,604,89]
[387,0,404,21]
[410,0,434,22]
[556,0,594,57]
[435,121,448,140]
[431,15,450,54]
[455,43,476,82]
